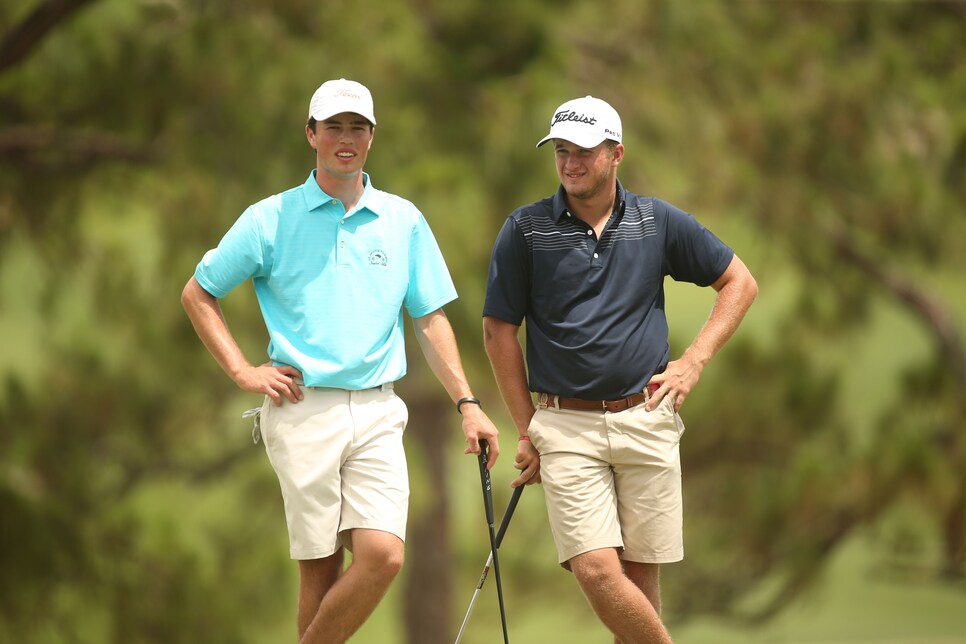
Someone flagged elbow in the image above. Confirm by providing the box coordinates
[731,256,758,307]
[482,315,521,360]
[482,316,508,355]
[482,318,497,352]
[181,277,213,313]
[180,280,194,311]
[746,274,759,305]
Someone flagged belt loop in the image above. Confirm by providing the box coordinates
[380,382,394,392]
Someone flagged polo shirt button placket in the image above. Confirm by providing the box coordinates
[584,228,602,266]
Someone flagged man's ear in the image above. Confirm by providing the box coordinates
[306,124,318,150]
[612,143,625,166]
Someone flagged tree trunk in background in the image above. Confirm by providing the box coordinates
[403,388,452,644]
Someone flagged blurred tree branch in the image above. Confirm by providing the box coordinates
[112,445,255,503]
[0,125,156,166]
[0,0,97,75]
[827,225,966,391]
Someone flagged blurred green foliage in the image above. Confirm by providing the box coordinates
[1,0,965,642]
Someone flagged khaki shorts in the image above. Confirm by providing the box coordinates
[529,393,685,566]
[258,384,409,560]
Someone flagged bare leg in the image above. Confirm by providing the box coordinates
[299,529,404,644]
[569,548,672,644]
[298,549,345,638]
[623,561,661,616]
[615,561,663,644]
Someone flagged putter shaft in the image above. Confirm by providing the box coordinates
[478,442,509,644]
[454,484,524,644]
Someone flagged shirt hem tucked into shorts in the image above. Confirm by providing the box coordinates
[529,393,686,568]
[258,383,409,561]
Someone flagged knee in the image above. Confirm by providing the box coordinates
[570,552,620,591]
[375,543,405,578]
[299,551,345,591]
[357,536,405,580]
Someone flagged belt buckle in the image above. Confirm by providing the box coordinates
[604,397,626,413]
[537,393,550,409]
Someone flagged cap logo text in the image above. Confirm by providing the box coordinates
[552,110,597,126]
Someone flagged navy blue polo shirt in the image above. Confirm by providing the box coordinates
[483,180,734,400]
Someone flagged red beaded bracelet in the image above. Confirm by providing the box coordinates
[519,436,531,441]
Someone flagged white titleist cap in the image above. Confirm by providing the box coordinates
[536,95,622,148]
[308,78,376,125]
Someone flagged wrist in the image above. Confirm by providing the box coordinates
[456,396,482,415]
[227,361,254,383]
[681,348,709,370]
[519,435,531,442]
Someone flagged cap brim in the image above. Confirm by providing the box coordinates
[535,129,606,149]
[309,103,376,125]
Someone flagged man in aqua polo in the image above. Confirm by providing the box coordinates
[182,78,501,643]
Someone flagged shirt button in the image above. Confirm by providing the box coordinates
[586,230,593,236]
[331,199,338,205]
[593,253,599,258]
[340,220,345,225]
[340,241,345,248]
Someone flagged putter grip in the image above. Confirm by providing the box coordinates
[478,441,495,525]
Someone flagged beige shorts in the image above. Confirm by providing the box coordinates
[258,384,409,560]
[529,393,685,566]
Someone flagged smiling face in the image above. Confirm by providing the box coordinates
[305,112,374,182]
[553,139,623,201]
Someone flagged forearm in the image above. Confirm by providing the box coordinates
[682,255,758,369]
[415,309,502,465]
[412,309,475,402]
[181,277,252,382]
[483,317,535,435]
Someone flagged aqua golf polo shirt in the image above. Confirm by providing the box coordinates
[484,180,734,401]
[195,171,457,389]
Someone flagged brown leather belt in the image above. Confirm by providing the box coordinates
[538,383,659,413]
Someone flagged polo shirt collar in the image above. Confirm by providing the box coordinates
[550,179,628,222]
[301,170,383,216]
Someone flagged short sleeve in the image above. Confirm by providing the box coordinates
[193,207,265,298]
[483,216,531,325]
[404,213,457,318]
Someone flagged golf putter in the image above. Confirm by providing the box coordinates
[454,482,524,643]
[477,441,510,644]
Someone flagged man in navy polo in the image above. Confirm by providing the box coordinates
[483,95,757,642]
[182,78,501,643]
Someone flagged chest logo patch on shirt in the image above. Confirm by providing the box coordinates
[368,249,388,266]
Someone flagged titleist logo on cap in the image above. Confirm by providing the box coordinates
[552,110,597,126]
[536,96,622,148]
